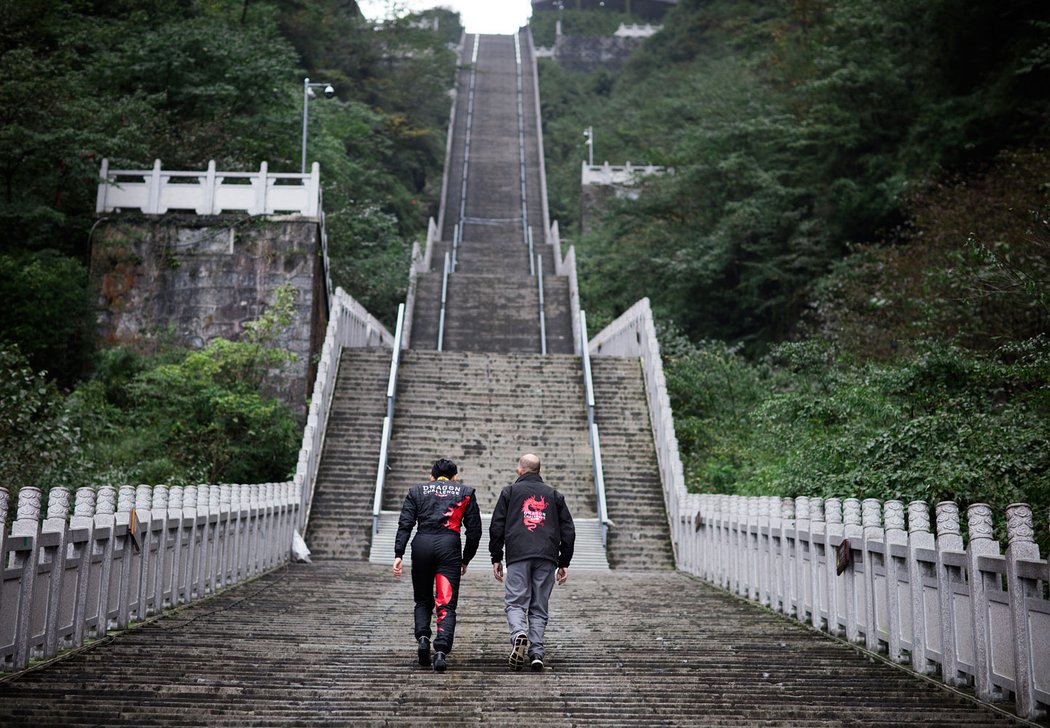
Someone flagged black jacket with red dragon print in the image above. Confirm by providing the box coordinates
[394,479,482,563]
[488,473,575,568]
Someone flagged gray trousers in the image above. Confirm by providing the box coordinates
[504,558,557,657]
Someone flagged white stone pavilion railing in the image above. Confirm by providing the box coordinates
[590,297,1049,720]
[581,161,669,187]
[96,159,321,217]
[0,286,392,675]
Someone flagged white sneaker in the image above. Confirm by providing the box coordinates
[509,633,528,671]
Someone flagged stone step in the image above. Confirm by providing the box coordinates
[591,356,676,570]
[410,273,573,354]
[304,348,391,561]
[0,561,1021,727]
[368,511,609,570]
[381,350,596,518]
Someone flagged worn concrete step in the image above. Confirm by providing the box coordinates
[410,272,573,354]
[304,347,390,561]
[368,511,609,570]
[0,562,1021,727]
[381,350,596,518]
[591,356,676,570]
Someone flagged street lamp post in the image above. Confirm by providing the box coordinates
[583,126,594,166]
[301,77,335,174]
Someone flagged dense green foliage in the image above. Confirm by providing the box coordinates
[0,0,461,491]
[536,1,1050,536]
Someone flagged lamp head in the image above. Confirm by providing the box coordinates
[324,84,336,99]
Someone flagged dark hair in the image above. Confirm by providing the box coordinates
[431,458,458,479]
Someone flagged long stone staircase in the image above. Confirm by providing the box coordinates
[0,29,1030,727]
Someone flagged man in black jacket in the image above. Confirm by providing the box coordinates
[393,458,482,673]
[489,453,575,671]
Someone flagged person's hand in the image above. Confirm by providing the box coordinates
[492,561,504,583]
[461,562,469,576]
[393,557,403,578]
[556,567,568,585]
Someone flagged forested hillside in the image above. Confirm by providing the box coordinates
[537,1,1050,545]
[0,0,460,494]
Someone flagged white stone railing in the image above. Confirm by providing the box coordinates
[294,287,393,529]
[581,161,669,187]
[0,285,392,675]
[589,297,687,562]
[678,494,1050,720]
[589,297,1049,719]
[403,217,439,349]
[0,481,297,673]
[614,23,663,38]
[96,159,321,217]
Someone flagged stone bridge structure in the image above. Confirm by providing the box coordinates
[0,30,1047,726]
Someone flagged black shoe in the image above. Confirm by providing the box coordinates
[417,637,431,667]
[433,651,447,673]
[530,655,544,671]
[509,633,528,671]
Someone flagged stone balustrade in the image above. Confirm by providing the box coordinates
[0,284,392,675]
[0,481,298,673]
[676,494,1049,720]
[589,296,1049,719]
[96,159,321,217]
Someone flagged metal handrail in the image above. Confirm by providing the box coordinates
[579,310,612,545]
[372,303,406,535]
[437,252,451,351]
[537,254,547,355]
[528,226,535,276]
[452,223,460,272]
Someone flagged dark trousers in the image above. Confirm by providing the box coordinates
[411,531,462,653]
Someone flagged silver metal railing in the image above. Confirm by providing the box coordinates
[537,255,547,355]
[437,252,451,352]
[372,303,406,535]
[579,310,612,546]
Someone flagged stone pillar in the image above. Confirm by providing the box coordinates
[1004,504,1045,719]
[965,503,1003,701]
[11,487,42,669]
[882,500,907,663]
[94,486,117,635]
[70,487,96,647]
[842,498,863,643]
[808,497,826,630]
[41,487,71,659]
[861,498,883,651]
[825,498,844,636]
[135,484,155,619]
[907,501,934,673]
[935,501,966,686]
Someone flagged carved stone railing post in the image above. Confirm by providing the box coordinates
[182,485,200,602]
[1004,504,1045,719]
[69,487,96,648]
[154,485,174,609]
[907,501,935,674]
[795,497,812,625]
[882,500,907,663]
[207,484,222,593]
[8,487,42,669]
[808,497,827,630]
[935,501,967,686]
[193,484,210,598]
[732,496,746,597]
[781,497,797,618]
[745,497,760,601]
[965,503,1002,702]
[115,486,137,629]
[757,496,772,607]
[861,498,883,652]
[40,487,70,660]
[93,486,118,634]
[824,498,845,636]
[167,486,187,606]
[217,485,233,587]
[842,498,863,643]
[135,484,156,619]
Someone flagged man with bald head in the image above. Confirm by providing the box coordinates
[489,453,575,671]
